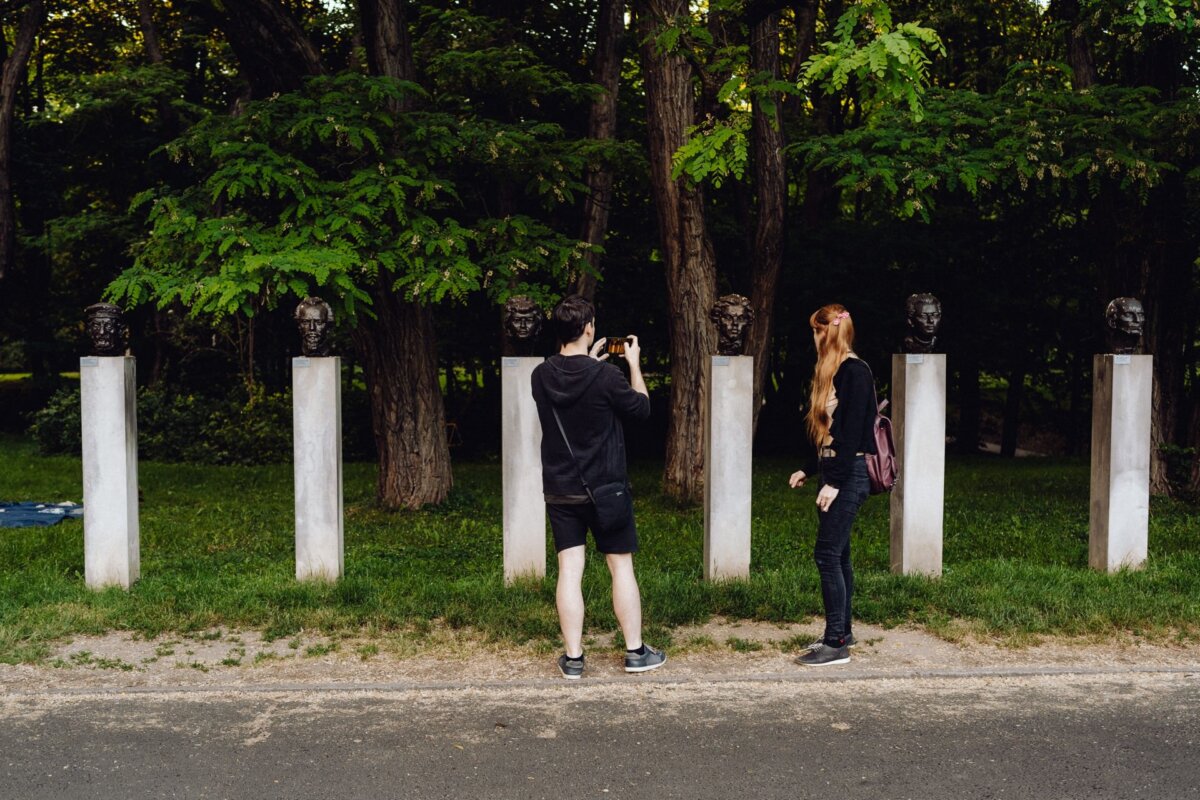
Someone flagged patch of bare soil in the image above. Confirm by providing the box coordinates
[2,619,1196,693]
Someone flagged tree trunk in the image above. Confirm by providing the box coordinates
[956,359,982,454]
[639,0,719,503]
[1056,0,1098,89]
[353,291,452,509]
[745,8,786,436]
[0,0,44,283]
[572,0,624,301]
[354,0,454,508]
[195,0,323,99]
[1000,368,1025,458]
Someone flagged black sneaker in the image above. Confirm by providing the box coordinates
[558,653,584,680]
[624,644,666,673]
[796,643,850,667]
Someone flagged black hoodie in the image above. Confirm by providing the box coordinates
[531,354,650,500]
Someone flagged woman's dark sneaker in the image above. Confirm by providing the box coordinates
[796,643,850,667]
[558,653,585,680]
[624,644,667,673]
[804,633,856,651]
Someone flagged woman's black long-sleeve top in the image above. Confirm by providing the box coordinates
[804,357,878,489]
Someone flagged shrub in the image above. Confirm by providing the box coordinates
[30,385,294,465]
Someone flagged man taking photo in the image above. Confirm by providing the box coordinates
[531,294,666,679]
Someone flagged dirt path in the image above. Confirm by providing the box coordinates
[3,619,1196,693]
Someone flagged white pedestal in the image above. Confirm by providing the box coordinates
[889,353,946,577]
[80,356,140,590]
[502,357,545,583]
[704,355,753,581]
[1089,354,1151,572]
[293,357,343,582]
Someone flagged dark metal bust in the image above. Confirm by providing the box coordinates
[502,295,543,357]
[1105,297,1145,355]
[295,296,334,357]
[902,293,942,354]
[710,294,755,356]
[85,303,127,357]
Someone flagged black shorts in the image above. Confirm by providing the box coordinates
[547,502,639,554]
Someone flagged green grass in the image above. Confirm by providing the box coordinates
[1,433,1198,663]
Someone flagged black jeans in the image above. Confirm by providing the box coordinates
[814,456,870,645]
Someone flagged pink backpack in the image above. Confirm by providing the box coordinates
[862,361,898,494]
[867,399,898,494]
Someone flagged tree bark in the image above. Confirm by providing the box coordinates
[352,290,452,509]
[194,0,323,99]
[355,0,454,508]
[572,0,624,301]
[1000,368,1025,457]
[1055,0,1098,89]
[745,9,786,436]
[0,0,43,282]
[638,0,719,503]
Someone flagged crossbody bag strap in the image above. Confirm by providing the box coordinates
[550,406,596,504]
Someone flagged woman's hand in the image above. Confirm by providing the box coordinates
[788,470,807,488]
[816,484,840,512]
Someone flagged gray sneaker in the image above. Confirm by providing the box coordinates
[624,644,666,673]
[806,633,856,651]
[558,653,584,680]
[796,643,850,667]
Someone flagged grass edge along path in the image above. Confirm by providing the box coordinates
[1,434,1198,664]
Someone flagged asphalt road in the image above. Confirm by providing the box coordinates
[2,671,1197,799]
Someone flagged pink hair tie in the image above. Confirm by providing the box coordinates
[832,310,850,326]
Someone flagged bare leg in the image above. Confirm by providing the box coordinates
[556,545,586,658]
[605,552,642,651]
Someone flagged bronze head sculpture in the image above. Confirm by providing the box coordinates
[294,296,334,357]
[85,303,127,357]
[1105,297,1145,355]
[502,295,543,357]
[903,293,942,354]
[710,294,755,356]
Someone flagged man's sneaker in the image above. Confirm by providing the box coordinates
[805,633,856,651]
[796,643,850,667]
[558,653,585,680]
[624,644,666,673]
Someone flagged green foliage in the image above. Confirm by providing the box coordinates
[1086,0,1200,29]
[109,71,593,323]
[671,112,750,187]
[800,0,946,120]
[791,63,1197,220]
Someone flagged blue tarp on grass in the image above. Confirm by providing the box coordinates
[0,502,84,527]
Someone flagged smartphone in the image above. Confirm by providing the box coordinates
[606,336,632,356]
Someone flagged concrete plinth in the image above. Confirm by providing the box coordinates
[293,357,343,582]
[80,356,140,590]
[1089,354,1152,572]
[704,355,753,581]
[889,353,946,577]
[502,357,545,583]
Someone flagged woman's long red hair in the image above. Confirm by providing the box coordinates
[805,304,855,445]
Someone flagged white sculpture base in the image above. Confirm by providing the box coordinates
[502,357,545,583]
[80,356,140,590]
[1089,354,1152,572]
[704,355,753,581]
[889,353,946,577]
[293,357,343,582]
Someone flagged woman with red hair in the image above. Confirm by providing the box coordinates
[788,304,879,666]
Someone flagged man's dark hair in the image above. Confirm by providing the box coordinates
[552,294,595,346]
